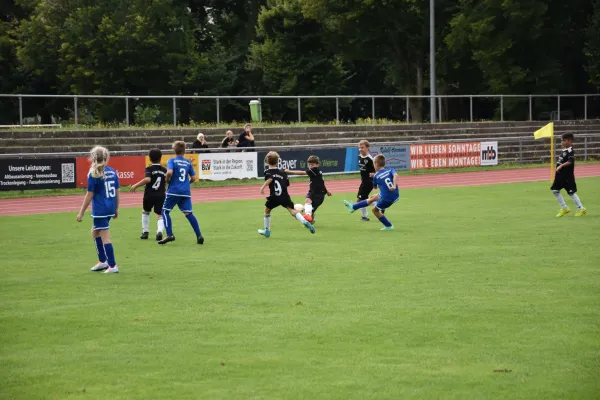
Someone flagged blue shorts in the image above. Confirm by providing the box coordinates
[374,197,399,212]
[163,195,193,213]
[93,217,112,230]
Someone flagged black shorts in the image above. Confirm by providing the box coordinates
[265,195,295,210]
[357,182,373,200]
[551,175,577,194]
[143,195,166,214]
[306,191,326,212]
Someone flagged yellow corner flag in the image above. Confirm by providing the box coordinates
[533,122,555,180]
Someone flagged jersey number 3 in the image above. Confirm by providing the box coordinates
[178,168,187,182]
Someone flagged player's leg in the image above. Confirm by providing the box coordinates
[141,197,152,239]
[180,198,203,244]
[90,220,108,272]
[285,198,315,234]
[154,196,165,241]
[158,196,177,244]
[100,227,119,273]
[345,193,379,213]
[304,195,314,216]
[372,199,395,231]
[356,184,371,220]
[551,180,570,217]
[567,181,587,216]
[259,206,272,237]
[309,195,325,224]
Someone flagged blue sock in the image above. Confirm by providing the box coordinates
[378,216,392,227]
[104,243,116,267]
[186,213,202,237]
[353,200,368,210]
[94,237,107,263]
[162,210,173,236]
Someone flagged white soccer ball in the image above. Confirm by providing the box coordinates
[294,204,304,212]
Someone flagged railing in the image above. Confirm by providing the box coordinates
[1,134,598,166]
[1,93,599,127]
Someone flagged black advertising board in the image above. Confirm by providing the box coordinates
[0,158,77,191]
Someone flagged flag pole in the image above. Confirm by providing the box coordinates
[550,134,554,181]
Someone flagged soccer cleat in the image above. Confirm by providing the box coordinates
[343,200,356,213]
[158,235,175,245]
[258,228,271,238]
[197,235,204,245]
[104,265,119,274]
[140,232,149,240]
[574,208,587,217]
[303,220,316,234]
[91,262,109,272]
[361,217,370,222]
[156,232,163,241]
[556,208,571,217]
[303,213,313,223]
[380,226,395,231]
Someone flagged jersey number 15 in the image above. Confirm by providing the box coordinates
[104,181,116,198]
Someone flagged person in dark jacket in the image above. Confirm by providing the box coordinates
[192,133,210,153]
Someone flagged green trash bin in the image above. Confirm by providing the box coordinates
[249,100,262,122]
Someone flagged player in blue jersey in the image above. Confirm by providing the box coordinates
[158,141,204,245]
[343,154,399,230]
[76,146,121,273]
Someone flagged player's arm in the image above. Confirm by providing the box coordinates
[260,178,272,195]
[77,175,95,222]
[284,169,307,175]
[557,161,573,172]
[130,177,151,192]
[392,172,399,190]
[165,158,174,184]
[114,189,120,218]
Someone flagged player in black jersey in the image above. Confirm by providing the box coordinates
[130,149,168,240]
[258,151,316,237]
[552,133,587,217]
[356,140,375,221]
[285,155,332,224]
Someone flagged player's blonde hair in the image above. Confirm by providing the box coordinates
[359,139,370,148]
[374,154,386,167]
[266,151,280,166]
[89,146,110,179]
[307,155,320,165]
[173,140,186,155]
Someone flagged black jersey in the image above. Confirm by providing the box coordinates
[264,168,290,197]
[144,164,167,197]
[556,147,575,178]
[358,154,375,182]
[307,166,327,194]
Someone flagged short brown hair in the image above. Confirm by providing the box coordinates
[561,133,574,141]
[374,154,386,167]
[359,139,370,148]
[173,141,186,155]
[266,151,279,166]
[307,155,320,165]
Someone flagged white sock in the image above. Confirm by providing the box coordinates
[157,217,165,233]
[295,213,306,223]
[569,193,584,210]
[552,190,568,209]
[142,212,150,232]
[360,207,368,218]
[304,203,313,215]
[264,214,271,229]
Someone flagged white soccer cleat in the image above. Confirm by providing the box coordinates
[104,266,119,274]
[91,262,109,272]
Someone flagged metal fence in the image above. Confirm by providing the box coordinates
[2,134,598,167]
[1,93,600,127]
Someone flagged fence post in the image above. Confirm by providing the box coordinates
[335,97,339,124]
[18,96,23,126]
[529,96,532,121]
[469,96,473,122]
[519,137,523,166]
[584,94,587,120]
[557,95,561,121]
[216,97,220,125]
[297,97,301,123]
[500,95,504,121]
[584,135,588,161]
[258,97,262,121]
[74,96,78,127]
[125,97,129,126]
[371,97,375,120]
[406,96,409,122]
[438,97,442,122]
[172,97,176,127]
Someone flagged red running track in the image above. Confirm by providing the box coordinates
[1,165,599,217]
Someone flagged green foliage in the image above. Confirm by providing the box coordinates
[585,2,600,89]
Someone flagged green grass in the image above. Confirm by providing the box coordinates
[3,162,598,199]
[1,180,600,399]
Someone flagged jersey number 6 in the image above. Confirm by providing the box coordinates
[384,177,394,189]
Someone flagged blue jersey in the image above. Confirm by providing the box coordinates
[166,156,196,197]
[373,168,399,203]
[87,166,120,218]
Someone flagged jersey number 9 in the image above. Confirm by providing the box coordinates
[274,180,282,196]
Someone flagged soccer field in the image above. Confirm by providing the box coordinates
[1,179,599,400]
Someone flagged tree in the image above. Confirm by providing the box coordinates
[585,1,600,89]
